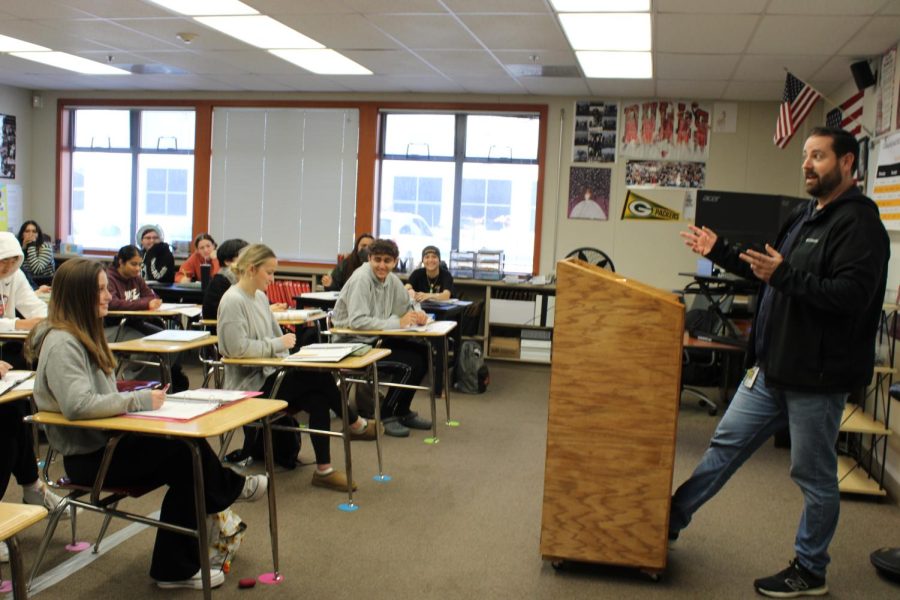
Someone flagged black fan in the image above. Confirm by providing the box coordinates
[565,247,615,272]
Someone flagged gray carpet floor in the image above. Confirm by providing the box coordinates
[4,361,900,599]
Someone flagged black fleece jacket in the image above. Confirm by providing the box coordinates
[707,187,889,393]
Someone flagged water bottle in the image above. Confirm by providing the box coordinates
[201,263,211,290]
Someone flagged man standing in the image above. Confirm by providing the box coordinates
[672,127,889,598]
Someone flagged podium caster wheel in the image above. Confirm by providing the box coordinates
[640,569,662,582]
[551,560,566,571]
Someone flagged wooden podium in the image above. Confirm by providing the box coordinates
[540,258,684,574]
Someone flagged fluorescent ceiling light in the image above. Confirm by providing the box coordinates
[559,13,651,51]
[195,15,323,49]
[10,51,130,74]
[145,0,258,16]
[576,51,652,78]
[550,0,650,11]
[0,34,50,52]
[269,49,372,75]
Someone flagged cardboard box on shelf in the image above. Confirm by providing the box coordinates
[489,336,520,358]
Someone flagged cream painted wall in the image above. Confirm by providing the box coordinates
[0,85,33,232]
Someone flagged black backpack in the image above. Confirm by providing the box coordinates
[453,341,489,394]
[228,414,301,470]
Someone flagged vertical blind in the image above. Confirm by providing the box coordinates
[209,107,359,262]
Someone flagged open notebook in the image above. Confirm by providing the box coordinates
[126,389,262,421]
[285,343,369,362]
[142,329,211,343]
[0,371,35,396]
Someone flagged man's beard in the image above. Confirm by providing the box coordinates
[804,164,843,198]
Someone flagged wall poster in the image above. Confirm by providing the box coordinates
[625,160,705,189]
[0,114,15,179]
[573,100,618,163]
[620,99,711,161]
[567,166,610,220]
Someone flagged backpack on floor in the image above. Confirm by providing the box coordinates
[453,341,489,394]
[227,414,301,470]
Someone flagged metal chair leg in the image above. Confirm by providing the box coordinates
[93,502,117,554]
[28,498,71,586]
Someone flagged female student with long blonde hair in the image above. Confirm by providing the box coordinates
[217,244,377,491]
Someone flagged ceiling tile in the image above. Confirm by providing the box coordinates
[454,75,525,94]
[60,0,167,18]
[656,14,759,53]
[0,19,114,52]
[114,17,258,51]
[880,0,900,14]
[586,79,656,97]
[733,55,828,81]
[839,16,900,56]
[208,50,318,75]
[444,0,550,14]
[249,0,356,16]
[747,16,868,55]
[0,0,89,19]
[416,50,507,76]
[721,80,783,101]
[493,49,577,66]
[518,77,590,96]
[365,15,480,49]
[655,53,740,80]
[766,0,886,16]
[274,14,401,50]
[31,18,180,52]
[655,80,727,99]
[341,50,438,76]
[341,0,447,14]
[811,56,861,82]
[459,14,568,51]
[656,0,768,13]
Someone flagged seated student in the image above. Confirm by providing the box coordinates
[28,258,266,590]
[217,244,376,491]
[18,220,55,285]
[202,238,248,320]
[0,358,66,563]
[105,245,189,391]
[321,233,373,291]
[176,233,220,284]
[136,224,175,284]
[331,238,432,438]
[0,231,48,369]
[405,245,455,396]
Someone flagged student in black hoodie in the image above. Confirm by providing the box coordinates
[669,127,889,598]
[136,224,175,284]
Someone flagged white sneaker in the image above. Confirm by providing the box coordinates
[156,569,225,589]
[23,484,71,520]
[238,474,268,502]
[0,540,8,563]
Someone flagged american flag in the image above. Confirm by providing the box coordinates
[774,72,821,149]
[825,91,864,139]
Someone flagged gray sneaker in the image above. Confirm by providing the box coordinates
[400,412,432,430]
[23,484,70,520]
[383,420,410,437]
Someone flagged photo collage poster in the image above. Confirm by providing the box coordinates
[625,160,706,189]
[0,114,15,179]
[620,100,711,162]
[573,101,618,164]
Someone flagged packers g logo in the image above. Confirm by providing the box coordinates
[629,200,652,216]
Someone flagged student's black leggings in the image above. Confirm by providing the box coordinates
[64,435,244,582]
[380,338,428,418]
[254,369,352,466]
[0,400,39,498]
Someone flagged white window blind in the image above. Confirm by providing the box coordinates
[209,107,359,262]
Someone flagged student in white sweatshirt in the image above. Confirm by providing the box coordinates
[0,230,48,369]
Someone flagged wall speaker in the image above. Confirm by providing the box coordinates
[850,60,876,90]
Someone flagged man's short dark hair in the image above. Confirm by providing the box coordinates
[217,238,248,265]
[368,238,399,259]
[809,126,859,174]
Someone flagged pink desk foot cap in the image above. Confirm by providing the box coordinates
[258,572,284,585]
[66,541,91,552]
[0,580,12,593]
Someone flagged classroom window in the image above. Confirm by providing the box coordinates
[378,111,540,274]
[64,107,195,250]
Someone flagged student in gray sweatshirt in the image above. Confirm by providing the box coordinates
[218,244,377,492]
[331,238,432,438]
[29,258,266,590]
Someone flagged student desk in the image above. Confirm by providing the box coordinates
[0,388,34,404]
[329,320,458,443]
[108,335,218,386]
[0,503,47,599]
[294,291,340,310]
[0,331,30,342]
[26,398,287,599]
[222,349,391,511]
[420,299,472,367]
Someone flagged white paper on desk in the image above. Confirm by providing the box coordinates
[142,329,210,342]
[127,398,220,421]
[159,303,203,318]
[167,389,257,402]
[286,343,366,362]
[272,309,325,321]
[0,370,35,395]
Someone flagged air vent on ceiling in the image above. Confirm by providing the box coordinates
[114,63,189,75]
[505,64,580,78]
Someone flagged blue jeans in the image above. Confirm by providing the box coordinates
[669,369,847,577]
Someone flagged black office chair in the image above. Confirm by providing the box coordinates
[680,286,732,416]
[565,247,615,272]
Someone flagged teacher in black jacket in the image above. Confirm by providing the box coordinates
[669,127,889,598]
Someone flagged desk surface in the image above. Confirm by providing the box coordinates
[0,330,31,341]
[109,335,218,354]
[683,332,746,352]
[201,313,327,327]
[0,389,34,404]
[0,502,47,540]
[108,309,186,318]
[222,347,391,370]
[28,397,287,439]
[330,320,457,338]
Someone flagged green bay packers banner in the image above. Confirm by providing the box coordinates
[621,190,680,221]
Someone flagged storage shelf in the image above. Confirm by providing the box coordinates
[488,323,552,330]
[837,456,887,496]
[486,355,550,365]
[839,405,891,435]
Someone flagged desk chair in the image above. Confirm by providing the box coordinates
[0,503,47,600]
[680,289,731,417]
[565,247,615,272]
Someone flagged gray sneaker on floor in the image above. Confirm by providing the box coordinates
[383,420,410,437]
[23,485,71,520]
[400,412,432,430]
